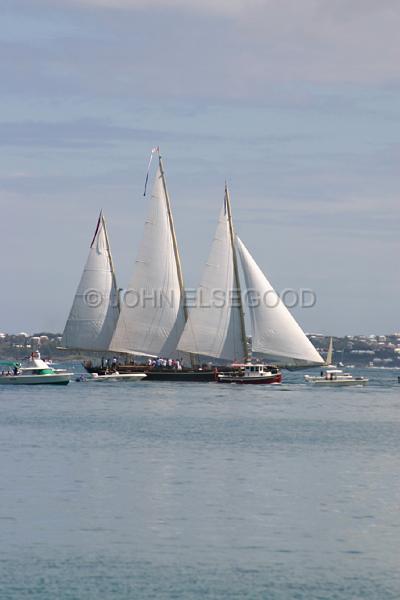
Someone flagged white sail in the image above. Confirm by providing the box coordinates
[62,212,120,351]
[325,337,334,366]
[110,165,185,357]
[236,237,324,366]
[178,202,246,362]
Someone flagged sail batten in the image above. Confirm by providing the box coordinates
[62,212,120,352]
[236,237,324,366]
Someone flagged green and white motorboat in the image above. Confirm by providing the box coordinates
[0,353,72,385]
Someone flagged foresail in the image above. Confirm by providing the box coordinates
[178,203,246,362]
[62,212,119,351]
[236,237,324,366]
[110,165,185,357]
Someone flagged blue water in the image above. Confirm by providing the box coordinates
[0,368,399,599]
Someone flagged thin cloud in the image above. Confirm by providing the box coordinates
[9,0,400,91]
[0,118,309,148]
[65,0,248,16]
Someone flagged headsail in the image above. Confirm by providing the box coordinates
[62,211,120,351]
[178,191,247,363]
[236,237,324,366]
[110,157,186,357]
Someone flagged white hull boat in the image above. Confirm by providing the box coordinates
[0,373,72,385]
[0,354,72,385]
[304,368,368,386]
[90,372,147,382]
[304,340,368,386]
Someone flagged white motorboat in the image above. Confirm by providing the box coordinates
[304,368,368,386]
[304,338,368,385]
[0,353,72,385]
[90,372,147,382]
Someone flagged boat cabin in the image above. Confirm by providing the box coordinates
[244,364,278,378]
[323,368,352,381]
[21,366,54,376]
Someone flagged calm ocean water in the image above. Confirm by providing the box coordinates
[0,367,399,599]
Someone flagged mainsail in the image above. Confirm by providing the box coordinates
[236,237,324,366]
[110,156,186,357]
[178,187,247,363]
[62,211,120,351]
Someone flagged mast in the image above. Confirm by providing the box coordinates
[158,153,195,367]
[225,183,249,363]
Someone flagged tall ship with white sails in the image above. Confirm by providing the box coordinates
[62,152,323,381]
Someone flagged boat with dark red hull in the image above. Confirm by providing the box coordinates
[217,363,282,385]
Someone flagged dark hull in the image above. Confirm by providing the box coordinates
[30,381,70,386]
[144,370,217,382]
[83,363,224,382]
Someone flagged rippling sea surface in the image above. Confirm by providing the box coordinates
[0,367,399,599]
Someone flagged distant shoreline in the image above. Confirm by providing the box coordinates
[1,332,399,368]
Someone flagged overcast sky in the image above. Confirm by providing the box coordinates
[0,0,399,335]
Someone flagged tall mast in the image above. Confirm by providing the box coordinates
[225,183,249,362]
[158,154,194,366]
